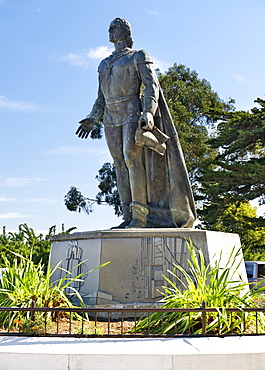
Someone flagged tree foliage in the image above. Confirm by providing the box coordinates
[198,98,265,252]
[90,121,104,139]
[157,64,234,181]
[95,163,122,216]
[64,186,94,214]
[202,98,265,202]
[64,180,121,217]
[199,98,265,234]
[0,223,76,268]
[198,201,265,251]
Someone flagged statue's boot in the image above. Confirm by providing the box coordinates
[111,203,132,229]
[126,202,149,228]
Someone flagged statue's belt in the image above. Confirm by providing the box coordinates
[105,94,139,106]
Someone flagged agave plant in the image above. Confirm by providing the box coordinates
[0,250,109,327]
[133,241,265,335]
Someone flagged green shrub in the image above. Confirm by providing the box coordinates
[0,250,100,327]
[0,223,76,268]
[133,242,265,335]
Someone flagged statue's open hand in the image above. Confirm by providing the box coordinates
[76,118,95,139]
[139,112,154,131]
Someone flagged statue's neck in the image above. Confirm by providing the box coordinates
[114,40,127,52]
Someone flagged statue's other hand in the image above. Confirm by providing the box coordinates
[139,112,154,131]
[76,118,95,139]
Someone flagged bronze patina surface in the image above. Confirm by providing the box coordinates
[76,18,196,229]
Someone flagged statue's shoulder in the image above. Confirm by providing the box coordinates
[97,56,111,72]
[134,50,153,64]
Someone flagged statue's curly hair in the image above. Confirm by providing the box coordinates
[111,18,134,48]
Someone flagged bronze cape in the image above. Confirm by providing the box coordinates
[142,88,196,228]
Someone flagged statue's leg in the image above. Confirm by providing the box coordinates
[122,122,148,228]
[104,126,132,227]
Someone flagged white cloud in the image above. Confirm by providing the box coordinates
[152,58,170,73]
[62,45,170,74]
[233,74,246,83]
[62,46,112,68]
[26,198,58,204]
[87,46,113,60]
[45,145,109,157]
[0,212,35,219]
[0,196,57,204]
[0,96,39,111]
[0,196,16,202]
[37,1,42,12]
[0,177,48,188]
[0,0,8,6]
[142,6,160,16]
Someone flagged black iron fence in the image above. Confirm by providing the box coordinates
[0,303,265,337]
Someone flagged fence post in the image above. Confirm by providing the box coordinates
[202,301,206,335]
[30,300,35,321]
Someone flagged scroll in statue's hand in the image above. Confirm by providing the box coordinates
[76,118,95,139]
[139,112,154,131]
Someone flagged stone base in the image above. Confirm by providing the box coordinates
[2,336,265,370]
[50,229,248,308]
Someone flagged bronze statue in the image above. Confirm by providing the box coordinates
[76,18,196,229]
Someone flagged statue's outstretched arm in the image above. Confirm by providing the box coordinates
[76,84,105,139]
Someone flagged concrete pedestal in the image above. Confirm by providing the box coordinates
[50,229,247,307]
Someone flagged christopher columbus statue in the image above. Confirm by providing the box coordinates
[76,18,196,229]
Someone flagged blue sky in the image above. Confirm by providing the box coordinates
[1,0,265,235]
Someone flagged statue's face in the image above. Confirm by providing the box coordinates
[108,21,125,43]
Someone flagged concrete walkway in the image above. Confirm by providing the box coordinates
[0,335,265,369]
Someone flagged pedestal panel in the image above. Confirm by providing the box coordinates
[50,229,247,307]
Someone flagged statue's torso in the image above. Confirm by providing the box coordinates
[98,50,148,127]
[99,50,141,99]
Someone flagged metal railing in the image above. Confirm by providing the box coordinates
[0,303,265,337]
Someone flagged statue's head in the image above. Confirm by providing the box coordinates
[109,18,134,48]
